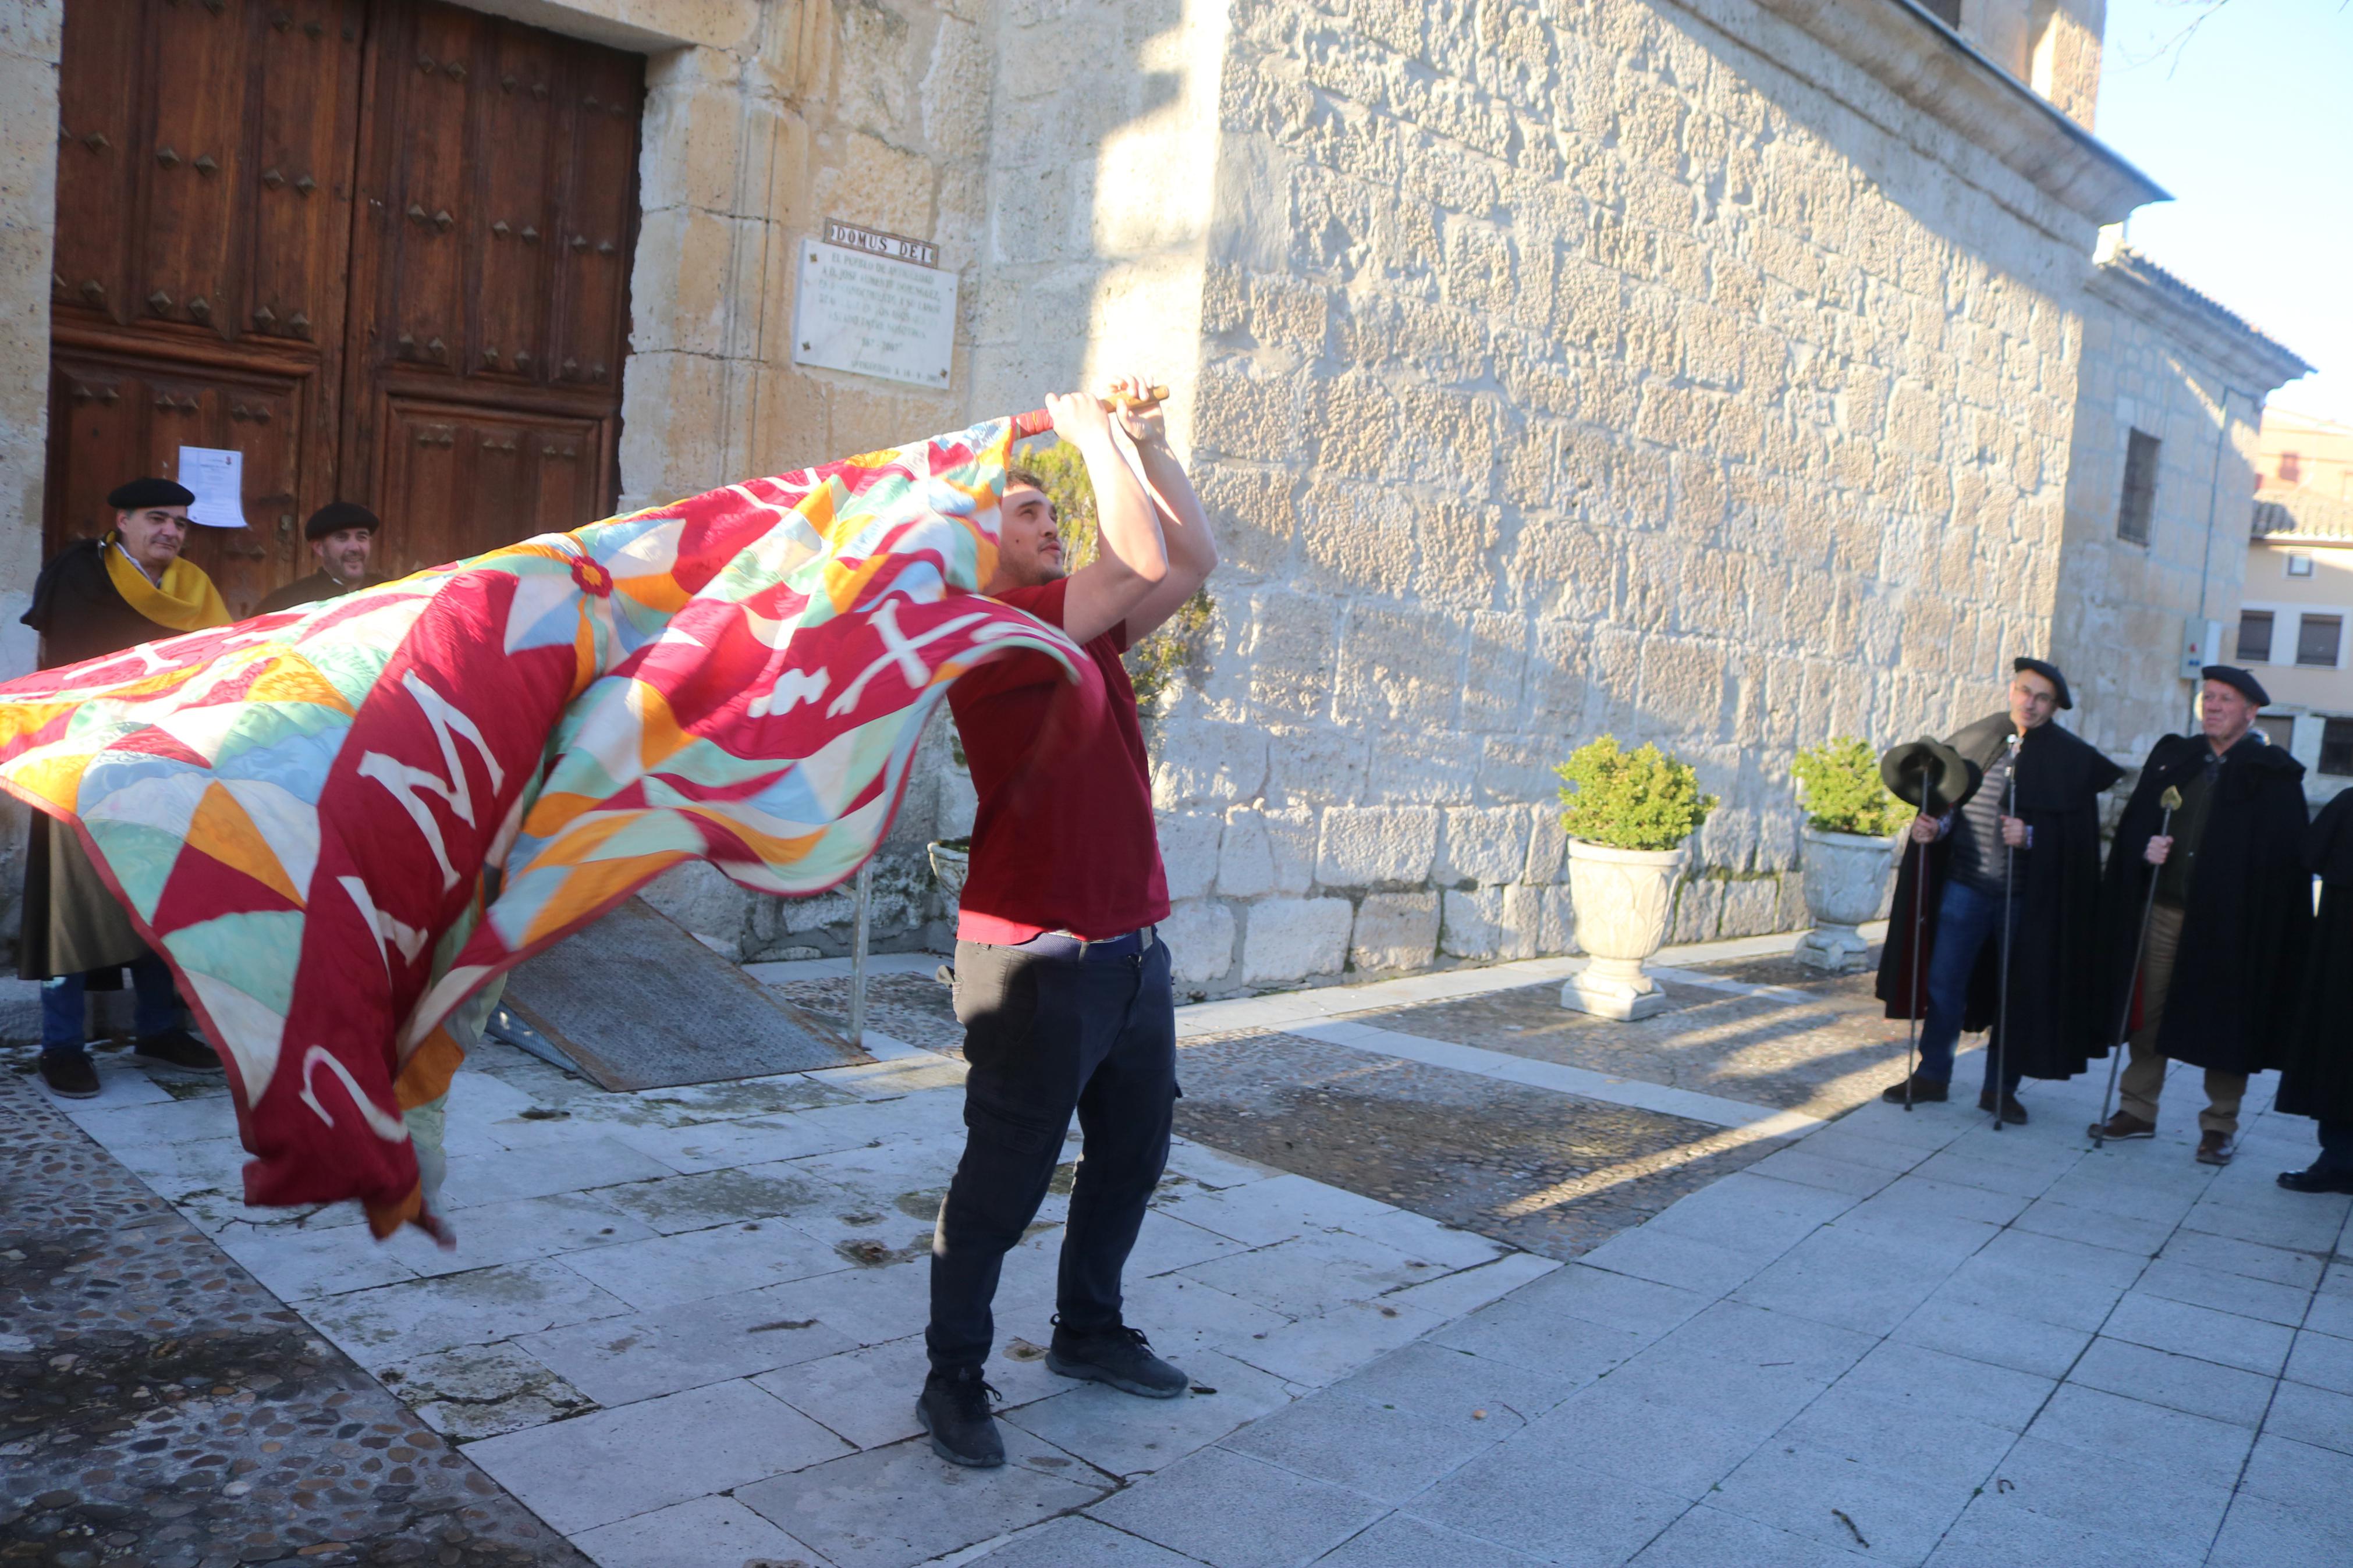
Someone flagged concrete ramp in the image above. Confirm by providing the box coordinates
[498,897,868,1090]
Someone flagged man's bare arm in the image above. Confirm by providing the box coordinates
[1053,387,1167,645]
[1110,380,1219,643]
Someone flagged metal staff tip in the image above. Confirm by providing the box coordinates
[2160,785,2182,809]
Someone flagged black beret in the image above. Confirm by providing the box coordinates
[304,501,380,541]
[2201,665,2270,707]
[2011,657,2072,710]
[107,477,194,511]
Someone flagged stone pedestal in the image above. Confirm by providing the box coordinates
[1794,827,1897,972]
[927,840,968,921]
[1559,838,1685,1021]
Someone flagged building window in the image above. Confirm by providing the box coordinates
[2118,429,2160,545]
[2288,552,2315,578]
[2323,719,2353,777]
[2280,451,2302,484]
[2299,614,2344,667]
[2238,609,2275,663]
[2255,714,2296,749]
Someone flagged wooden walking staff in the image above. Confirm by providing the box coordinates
[1992,733,2021,1130]
[1009,384,1172,438]
[2094,785,2182,1149]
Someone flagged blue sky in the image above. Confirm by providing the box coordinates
[2095,0,2353,421]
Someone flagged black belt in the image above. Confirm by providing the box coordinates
[1010,927,1152,962]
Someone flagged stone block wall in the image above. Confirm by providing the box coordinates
[2052,237,2308,769]
[1139,0,2101,994]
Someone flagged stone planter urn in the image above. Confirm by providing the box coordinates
[1559,838,1686,1021]
[1794,827,1897,973]
[927,840,969,914]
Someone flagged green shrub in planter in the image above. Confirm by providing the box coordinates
[1555,735,1717,852]
[1790,738,1905,838]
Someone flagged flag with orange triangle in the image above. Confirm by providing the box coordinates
[0,417,1082,1235]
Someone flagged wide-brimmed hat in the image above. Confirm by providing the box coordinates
[1880,737,1969,815]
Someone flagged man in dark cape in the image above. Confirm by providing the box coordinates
[254,501,390,614]
[2274,786,2353,1193]
[1876,659,2123,1122]
[2089,667,2311,1164]
[18,478,228,1098]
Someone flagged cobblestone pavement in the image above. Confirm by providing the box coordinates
[0,1069,587,1568]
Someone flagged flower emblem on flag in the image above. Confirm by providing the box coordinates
[569,554,615,598]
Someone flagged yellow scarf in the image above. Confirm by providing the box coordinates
[104,536,230,633]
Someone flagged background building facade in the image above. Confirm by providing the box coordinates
[0,0,2314,988]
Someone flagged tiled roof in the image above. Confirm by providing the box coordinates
[2253,492,2353,542]
[2102,244,2314,377]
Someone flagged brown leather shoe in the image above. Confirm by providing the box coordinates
[2196,1131,2236,1167]
[2088,1111,2155,1142]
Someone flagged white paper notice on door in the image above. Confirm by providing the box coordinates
[175,446,249,529]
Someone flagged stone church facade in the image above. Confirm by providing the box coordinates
[0,0,2309,990]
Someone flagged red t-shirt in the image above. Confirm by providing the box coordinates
[948,578,1168,943]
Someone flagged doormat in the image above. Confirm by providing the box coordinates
[499,897,868,1090]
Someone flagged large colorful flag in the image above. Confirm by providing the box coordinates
[0,417,1084,1233]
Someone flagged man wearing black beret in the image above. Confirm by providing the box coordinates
[2090,666,2312,1164]
[255,502,390,614]
[19,477,232,1097]
[1876,659,2123,1122]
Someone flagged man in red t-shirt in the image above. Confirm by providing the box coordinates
[917,378,1219,1467]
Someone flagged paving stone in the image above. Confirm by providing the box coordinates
[971,1514,1208,1566]
[2067,1335,2277,1427]
[1927,1494,2202,1568]
[2285,1326,2353,1396]
[1223,1385,1509,1502]
[740,1435,1108,1568]
[1427,1292,1650,1383]
[1892,1299,2094,1380]
[466,1378,851,1534]
[1928,1254,2124,1334]
[1833,1341,2057,1433]
[1573,1220,1784,1297]
[212,1217,427,1300]
[302,1257,635,1370]
[2263,1378,2353,1456]
[1086,1446,1388,1568]
[553,1218,853,1311]
[1982,1435,2233,1562]
[1646,1300,1876,1384]
[519,1285,860,1406]
[2237,1430,2353,1510]
[2206,1493,2353,1568]
[1502,1350,1823,1501]
[1706,1439,1976,1563]
[2134,1257,2314,1328]
[1180,1228,1430,1319]
[2157,1227,2327,1290]
[751,1329,1067,1453]
[1777,1383,2017,1489]
[2022,1384,2255,1489]
[570,1494,831,1568]
[2100,1291,2296,1377]
[1325,1340,1581,1430]
[2008,1197,2173,1258]
[439,1137,682,1207]
[1309,1513,1545,1566]
[1733,1228,1953,1336]
[390,1189,665,1278]
[1230,1296,1448,1388]
[1627,1503,1869,1567]
[1407,1436,1688,1565]
[2183,1195,2347,1254]
[1003,1350,1293,1478]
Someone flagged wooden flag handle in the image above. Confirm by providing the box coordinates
[1010,385,1171,438]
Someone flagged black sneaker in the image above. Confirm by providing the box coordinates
[1978,1091,2029,1125]
[132,1027,222,1073]
[1880,1074,1949,1105]
[37,1050,100,1099]
[1046,1322,1188,1399]
[915,1370,1003,1468]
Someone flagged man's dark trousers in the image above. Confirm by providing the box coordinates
[927,933,1176,1375]
[1917,878,2026,1098]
